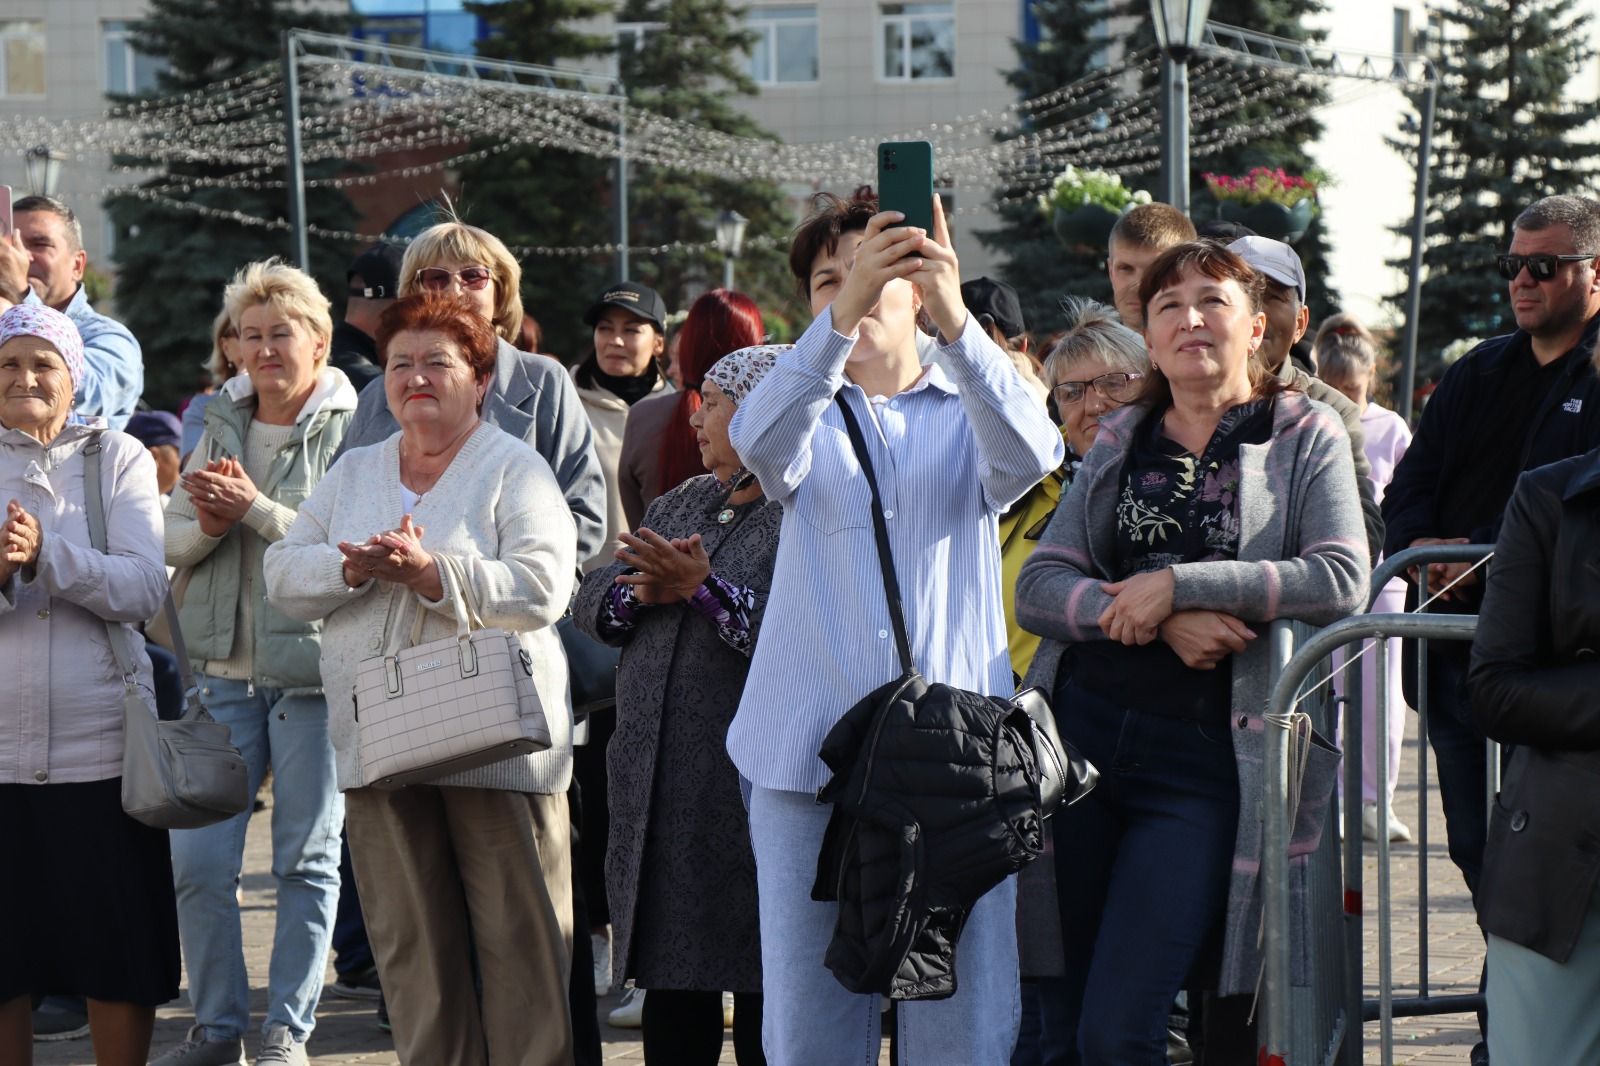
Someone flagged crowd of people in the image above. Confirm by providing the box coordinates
[1,181,1598,1066]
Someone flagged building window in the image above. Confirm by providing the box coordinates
[879,3,954,82]
[0,20,45,98]
[616,21,666,54]
[1391,7,1413,56]
[749,6,818,85]
[103,21,169,95]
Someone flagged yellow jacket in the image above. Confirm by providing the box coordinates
[1000,427,1073,681]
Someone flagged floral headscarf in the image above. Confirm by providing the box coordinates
[0,303,85,394]
[705,343,791,406]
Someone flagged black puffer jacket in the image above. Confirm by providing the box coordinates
[811,671,1045,1000]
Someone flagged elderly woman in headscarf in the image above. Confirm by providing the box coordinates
[0,304,175,1063]
[574,344,787,1066]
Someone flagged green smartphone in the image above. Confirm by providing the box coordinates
[877,141,935,235]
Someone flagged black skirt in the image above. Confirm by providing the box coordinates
[0,777,181,1005]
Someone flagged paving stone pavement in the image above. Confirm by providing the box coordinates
[35,715,1480,1065]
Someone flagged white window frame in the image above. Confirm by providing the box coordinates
[102,20,168,96]
[615,21,666,54]
[748,5,819,87]
[0,20,46,100]
[877,3,955,84]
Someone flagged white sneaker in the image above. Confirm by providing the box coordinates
[592,928,613,996]
[1362,803,1414,843]
[722,991,734,1029]
[608,986,644,1029]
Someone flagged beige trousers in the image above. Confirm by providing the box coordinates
[345,785,574,1066]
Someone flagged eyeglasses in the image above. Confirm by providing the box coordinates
[1495,253,1598,282]
[1052,371,1144,407]
[416,266,494,292]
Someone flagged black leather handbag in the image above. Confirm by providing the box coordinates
[829,396,1096,819]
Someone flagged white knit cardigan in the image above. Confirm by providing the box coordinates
[263,421,576,793]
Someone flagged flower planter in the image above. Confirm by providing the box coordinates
[1053,203,1121,251]
[1218,199,1316,244]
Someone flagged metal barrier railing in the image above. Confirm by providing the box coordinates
[1261,544,1497,1066]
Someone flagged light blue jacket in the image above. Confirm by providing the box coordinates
[26,286,144,430]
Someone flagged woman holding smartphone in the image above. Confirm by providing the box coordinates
[726,189,1061,1064]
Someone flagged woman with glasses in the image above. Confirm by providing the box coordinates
[1005,299,1148,1066]
[336,220,606,567]
[1017,242,1368,1063]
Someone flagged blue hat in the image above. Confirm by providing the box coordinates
[126,411,182,451]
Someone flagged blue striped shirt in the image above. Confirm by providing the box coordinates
[725,308,1064,793]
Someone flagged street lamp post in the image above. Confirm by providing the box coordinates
[714,209,748,291]
[1150,0,1212,215]
[23,146,64,197]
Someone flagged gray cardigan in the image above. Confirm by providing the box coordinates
[1015,390,1370,994]
[337,338,607,564]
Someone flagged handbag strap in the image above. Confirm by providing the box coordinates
[82,434,204,719]
[405,552,483,647]
[833,394,915,676]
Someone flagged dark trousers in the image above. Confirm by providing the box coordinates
[1423,652,1491,1046]
[573,713,614,928]
[641,988,764,1066]
[1012,978,1075,1066]
[331,831,375,979]
[1050,683,1240,1066]
[568,779,602,1066]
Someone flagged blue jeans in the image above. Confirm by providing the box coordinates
[1013,978,1076,1066]
[331,831,374,979]
[169,676,343,1042]
[1050,683,1240,1065]
[746,784,1020,1066]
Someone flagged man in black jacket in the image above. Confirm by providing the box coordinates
[1381,193,1600,1063]
[329,243,402,393]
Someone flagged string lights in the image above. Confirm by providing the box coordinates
[0,44,1389,258]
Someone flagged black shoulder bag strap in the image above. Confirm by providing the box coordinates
[833,394,915,676]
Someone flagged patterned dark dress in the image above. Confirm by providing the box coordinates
[573,473,780,993]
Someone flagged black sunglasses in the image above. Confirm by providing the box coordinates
[1495,253,1598,282]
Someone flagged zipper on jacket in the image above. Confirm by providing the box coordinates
[246,680,255,699]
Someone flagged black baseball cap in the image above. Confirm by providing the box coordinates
[583,281,668,331]
[347,243,404,300]
[960,277,1026,339]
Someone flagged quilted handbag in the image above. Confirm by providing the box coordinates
[83,435,251,830]
[354,553,551,788]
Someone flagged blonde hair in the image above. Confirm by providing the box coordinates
[1043,297,1149,390]
[399,221,524,344]
[223,259,333,363]
[204,305,239,385]
[1314,312,1389,404]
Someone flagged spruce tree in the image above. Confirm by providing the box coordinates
[457,0,618,362]
[979,0,1119,339]
[614,0,797,331]
[1389,0,1600,384]
[105,0,356,407]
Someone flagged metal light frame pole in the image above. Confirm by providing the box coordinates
[1199,22,1439,423]
[281,30,629,277]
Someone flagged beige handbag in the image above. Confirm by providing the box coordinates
[354,554,551,789]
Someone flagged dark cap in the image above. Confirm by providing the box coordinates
[1196,220,1256,243]
[126,411,182,451]
[583,282,667,331]
[960,276,1026,339]
[347,243,404,300]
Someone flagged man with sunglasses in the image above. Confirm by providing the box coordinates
[1381,193,1600,1066]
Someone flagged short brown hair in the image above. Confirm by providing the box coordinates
[789,189,877,301]
[1135,241,1279,409]
[375,293,499,384]
[1109,202,1196,253]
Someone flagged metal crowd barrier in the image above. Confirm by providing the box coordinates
[1259,544,1496,1066]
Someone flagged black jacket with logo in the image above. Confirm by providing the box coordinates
[1469,448,1600,962]
[1382,313,1600,563]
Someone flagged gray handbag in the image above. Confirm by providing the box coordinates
[353,553,551,789]
[83,435,251,829]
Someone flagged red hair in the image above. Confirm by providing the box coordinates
[656,289,764,495]
[375,293,499,383]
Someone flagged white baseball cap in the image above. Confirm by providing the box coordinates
[1227,235,1307,305]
